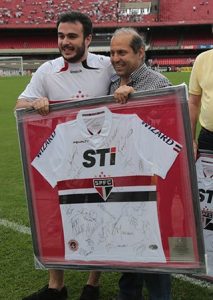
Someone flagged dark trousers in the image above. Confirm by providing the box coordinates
[198,127,213,151]
[118,272,171,300]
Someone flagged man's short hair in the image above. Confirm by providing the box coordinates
[57,11,93,38]
[112,28,146,54]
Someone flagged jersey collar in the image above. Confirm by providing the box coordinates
[77,106,112,139]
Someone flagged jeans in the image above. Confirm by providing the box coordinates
[118,272,171,300]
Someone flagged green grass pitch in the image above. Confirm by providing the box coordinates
[0,73,212,299]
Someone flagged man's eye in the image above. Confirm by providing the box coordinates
[68,35,78,39]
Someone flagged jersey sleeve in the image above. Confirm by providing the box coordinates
[18,63,48,100]
[31,125,66,187]
[133,115,182,179]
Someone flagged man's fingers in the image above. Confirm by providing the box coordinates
[32,98,49,115]
[114,92,128,104]
[114,85,135,104]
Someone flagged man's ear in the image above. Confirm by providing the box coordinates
[139,47,145,60]
[85,34,92,48]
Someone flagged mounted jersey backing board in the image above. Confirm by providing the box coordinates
[16,84,205,273]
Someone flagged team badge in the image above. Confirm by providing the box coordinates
[93,178,114,201]
[68,239,79,251]
[149,244,158,250]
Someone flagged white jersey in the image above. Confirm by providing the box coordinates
[32,106,182,263]
[18,53,114,101]
[196,154,213,275]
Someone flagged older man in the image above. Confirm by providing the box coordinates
[80,28,171,300]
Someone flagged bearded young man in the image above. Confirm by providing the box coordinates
[16,11,114,300]
[16,11,113,114]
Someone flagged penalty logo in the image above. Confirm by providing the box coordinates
[93,178,114,201]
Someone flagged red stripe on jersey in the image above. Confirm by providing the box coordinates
[49,100,68,104]
[173,144,182,153]
[111,147,116,153]
[57,175,157,190]
[58,61,69,72]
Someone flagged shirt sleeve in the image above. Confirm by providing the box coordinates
[31,125,66,187]
[189,55,202,96]
[18,63,48,100]
[133,115,182,179]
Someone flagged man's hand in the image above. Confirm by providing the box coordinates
[113,86,135,104]
[32,97,49,116]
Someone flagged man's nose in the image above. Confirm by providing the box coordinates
[63,36,70,44]
[112,53,120,62]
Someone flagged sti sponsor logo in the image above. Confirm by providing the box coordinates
[199,189,213,204]
[141,121,182,152]
[36,131,56,158]
[83,147,116,168]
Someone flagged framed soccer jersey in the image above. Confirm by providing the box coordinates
[196,151,213,277]
[16,84,205,273]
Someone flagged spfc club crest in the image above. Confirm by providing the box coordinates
[93,178,114,201]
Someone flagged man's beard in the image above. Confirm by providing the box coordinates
[61,43,86,63]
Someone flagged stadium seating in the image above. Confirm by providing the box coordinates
[0,0,159,28]
[0,0,213,69]
[159,0,213,23]
[151,57,195,67]
[0,33,57,49]
[0,0,212,28]
[181,29,213,46]
[150,31,180,47]
[0,0,212,29]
